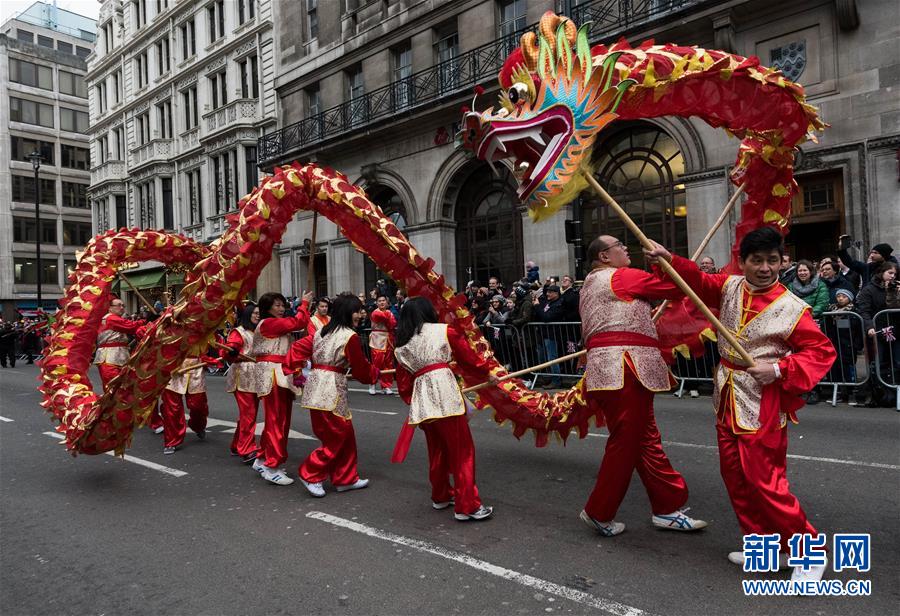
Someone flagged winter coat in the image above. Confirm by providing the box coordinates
[821,274,855,304]
[854,278,888,330]
[789,276,830,318]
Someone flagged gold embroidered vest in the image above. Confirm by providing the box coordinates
[714,276,808,432]
[300,327,356,418]
[394,323,466,424]
[166,357,206,395]
[225,327,259,394]
[250,320,301,397]
[368,310,392,351]
[580,268,671,391]
[94,315,130,366]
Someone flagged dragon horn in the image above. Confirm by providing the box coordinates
[576,22,593,80]
[555,22,574,81]
[610,78,637,113]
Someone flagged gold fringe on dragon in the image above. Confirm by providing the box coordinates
[40,11,823,456]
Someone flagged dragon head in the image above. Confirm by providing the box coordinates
[461,12,634,221]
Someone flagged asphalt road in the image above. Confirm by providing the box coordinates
[1,363,898,616]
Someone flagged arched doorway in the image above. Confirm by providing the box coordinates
[454,163,523,289]
[363,184,408,297]
[581,123,687,268]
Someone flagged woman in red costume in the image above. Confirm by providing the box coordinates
[368,293,396,395]
[249,290,313,485]
[290,293,379,498]
[393,297,501,521]
[221,304,261,464]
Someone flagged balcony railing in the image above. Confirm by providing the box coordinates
[90,160,127,185]
[204,98,260,135]
[258,0,711,164]
[132,139,173,167]
[181,127,200,151]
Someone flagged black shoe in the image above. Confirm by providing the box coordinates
[806,390,820,405]
[242,451,259,464]
[196,430,206,441]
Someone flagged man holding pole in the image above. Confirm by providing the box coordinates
[646,227,836,581]
[578,235,707,537]
[94,297,145,389]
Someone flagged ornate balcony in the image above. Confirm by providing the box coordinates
[182,223,204,242]
[203,98,260,136]
[91,160,127,185]
[180,127,200,151]
[258,0,710,165]
[131,139,173,167]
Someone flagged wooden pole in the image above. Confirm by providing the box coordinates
[306,212,318,294]
[118,272,158,315]
[174,361,207,375]
[652,184,745,322]
[209,339,256,363]
[581,172,755,366]
[461,349,586,394]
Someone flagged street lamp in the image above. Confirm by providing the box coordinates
[27,150,43,309]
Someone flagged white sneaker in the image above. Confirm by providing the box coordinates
[252,457,266,474]
[432,500,454,510]
[153,426,164,434]
[300,478,326,498]
[579,510,625,536]
[690,390,700,398]
[728,551,790,570]
[335,478,369,493]
[369,385,376,395]
[261,466,294,486]
[455,505,493,521]
[383,388,393,396]
[652,508,708,531]
[791,557,828,582]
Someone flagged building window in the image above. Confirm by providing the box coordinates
[75,46,90,59]
[239,54,259,99]
[95,82,107,113]
[156,100,172,138]
[346,66,366,128]
[156,0,169,14]
[11,136,55,165]
[770,40,807,82]
[498,0,526,55]
[114,126,125,159]
[37,34,54,49]
[135,111,151,145]
[133,0,148,29]
[60,107,89,133]
[392,42,413,109]
[98,135,109,164]
[182,86,199,129]
[115,195,128,227]
[238,0,255,24]
[62,182,89,209]
[135,52,149,88]
[13,218,57,243]
[59,71,87,98]
[9,58,53,90]
[156,37,171,76]
[245,146,258,194]
[306,84,322,139]
[186,168,202,224]
[161,177,174,229]
[137,181,155,228]
[14,258,58,285]
[211,149,238,214]
[208,0,225,43]
[57,40,73,54]
[61,144,90,170]
[62,221,93,245]
[9,97,54,127]
[103,21,115,53]
[307,0,318,39]
[16,30,34,44]
[209,70,228,110]
[434,27,460,93]
[113,71,122,104]
[12,175,56,205]
[180,19,196,59]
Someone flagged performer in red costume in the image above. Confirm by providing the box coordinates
[368,293,396,395]
[291,293,379,498]
[647,227,836,581]
[249,291,313,485]
[94,299,148,425]
[308,297,331,335]
[578,235,707,537]
[221,304,261,463]
[393,297,502,521]
[159,353,218,454]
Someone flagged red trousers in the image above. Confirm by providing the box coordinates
[258,386,294,468]
[717,422,817,551]
[584,368,688,521]
[97,363,122,390]
[299,409,360,486]
[231,390,260,456]
[371,348,394,389]
[160,389,209,448]
[148,406,163,431]
[421,414,482,515]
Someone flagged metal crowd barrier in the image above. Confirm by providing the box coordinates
[479,323,526,374]
[520,322,584,386]
[670,340,719,397]
[872,309,899,410]
[815,310,870,406]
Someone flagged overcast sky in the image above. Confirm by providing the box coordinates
[1,1,100,25]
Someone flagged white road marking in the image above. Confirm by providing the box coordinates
[202,417,314,440]
[307,511,653,616]
[0,416,13,422]
[350,408,398,416]
[43,432,188,477]
[585,433,900,470]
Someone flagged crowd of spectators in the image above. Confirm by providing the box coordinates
[0,316,49,367]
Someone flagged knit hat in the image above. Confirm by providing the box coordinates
[835,288,854,301]
[491,295,505,303]
[872,243,893,260]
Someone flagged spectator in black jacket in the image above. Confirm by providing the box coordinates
[836,256,862,291]
[854,261,899,407]
[508,280,533,328]
[559,274,580,322]
[838,236,896,286]
[533,285,566,388]
[818,260,855,304]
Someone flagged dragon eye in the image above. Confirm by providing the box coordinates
[507,82,531,106]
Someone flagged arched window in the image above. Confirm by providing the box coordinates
[582,124,687,267]
[454,164,523,289]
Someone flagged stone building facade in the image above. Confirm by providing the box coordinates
[0,2,96,319]
[262,0,898,298]
[86,0,278,309]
